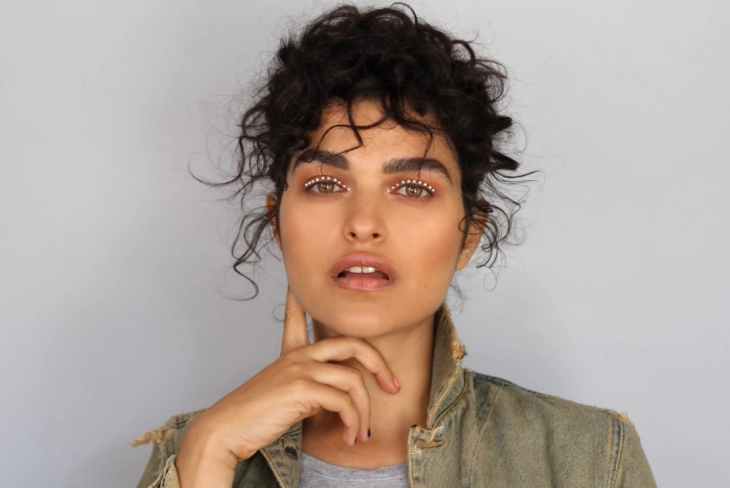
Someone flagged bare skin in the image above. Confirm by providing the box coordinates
[175,100,485,485]
[268,101,484,468]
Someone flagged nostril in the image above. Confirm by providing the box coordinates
[344,230,383,240]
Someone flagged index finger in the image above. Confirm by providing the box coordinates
[308,337,400,395]
[281,287,310,354]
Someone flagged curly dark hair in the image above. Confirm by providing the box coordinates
[202,3,534,299]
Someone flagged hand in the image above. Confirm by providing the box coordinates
[175,288,400,486]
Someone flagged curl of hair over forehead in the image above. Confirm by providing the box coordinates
[202,3,535,299]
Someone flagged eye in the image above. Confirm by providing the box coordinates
[303,176,349,194]
[388,179,435,198]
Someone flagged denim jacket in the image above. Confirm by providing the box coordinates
[134,304,656,487]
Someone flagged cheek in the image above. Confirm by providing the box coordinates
[391,206,465,286]
[277,196,335,278]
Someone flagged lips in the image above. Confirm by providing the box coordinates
[330,252,397,290]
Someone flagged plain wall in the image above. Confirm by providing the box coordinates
[1,0,728,486]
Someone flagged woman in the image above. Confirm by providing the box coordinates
[135,4,656,487]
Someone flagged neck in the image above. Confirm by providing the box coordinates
[302,313,435,467]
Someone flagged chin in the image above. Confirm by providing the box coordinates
[311,308,405,339]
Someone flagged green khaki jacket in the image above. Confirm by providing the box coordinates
[134,304,656,487]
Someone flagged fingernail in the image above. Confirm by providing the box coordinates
[393,377,400,390]
[367,428,371,438]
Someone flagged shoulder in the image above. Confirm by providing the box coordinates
[462,370,656,487]
[466,370,634,429]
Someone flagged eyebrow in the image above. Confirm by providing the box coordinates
[291,149,453,184]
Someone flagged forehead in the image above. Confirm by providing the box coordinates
[293,99,460,180]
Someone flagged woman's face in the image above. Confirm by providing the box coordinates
[270,100,482,339]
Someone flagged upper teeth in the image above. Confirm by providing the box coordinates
[346,266,378,273]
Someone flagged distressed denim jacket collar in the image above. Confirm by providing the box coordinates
[258,302,465,488]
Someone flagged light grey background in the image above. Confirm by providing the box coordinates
[1,1,728,487]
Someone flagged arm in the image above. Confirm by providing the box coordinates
[134,290,398,487]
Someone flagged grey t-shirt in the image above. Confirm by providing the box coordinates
[298,452,409,488]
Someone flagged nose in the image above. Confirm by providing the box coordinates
[342,193,386,243]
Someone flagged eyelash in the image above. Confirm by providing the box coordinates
[387,179,435,198]
[302,176,435,198]
[303,176,349,193]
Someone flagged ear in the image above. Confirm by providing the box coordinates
[265,192,281,248]
[456,212,487,271]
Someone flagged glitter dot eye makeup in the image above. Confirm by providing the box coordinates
[303,176,435,197]
[303,175,350,192]
[387,179,435,197]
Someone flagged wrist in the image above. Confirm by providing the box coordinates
[176,418,243,486]
[175,454,236,488]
